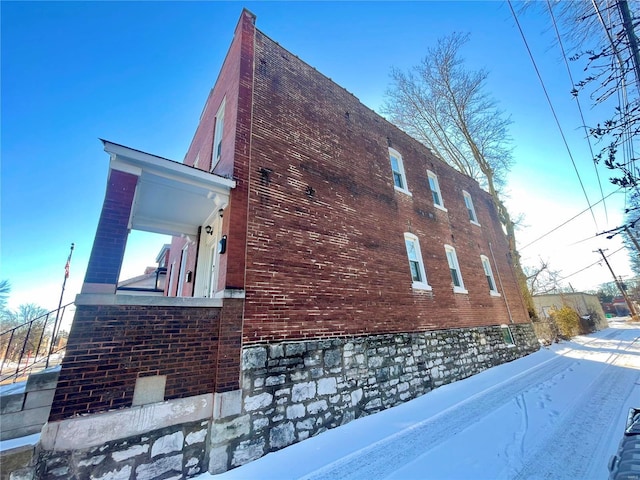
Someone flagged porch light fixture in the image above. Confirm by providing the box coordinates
[205,225,214,235]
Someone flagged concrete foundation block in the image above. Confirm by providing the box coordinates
[0,393,25,414]
[24,368,59,392]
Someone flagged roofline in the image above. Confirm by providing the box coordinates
[100,139,236,190]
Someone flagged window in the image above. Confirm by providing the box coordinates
[211,99,226,170]
[444,245,467,293]
[481,255,500,296]
[389,148,411,195]
[463,190,479,225]
[501,325,515,345]
[404,233,431,290]
[427,170,446,210]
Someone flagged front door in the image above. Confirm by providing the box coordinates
[195,214,221,297]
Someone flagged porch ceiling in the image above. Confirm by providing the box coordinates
[102,140,236,237]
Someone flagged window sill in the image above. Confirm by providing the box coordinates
[394,185,413,196]
[470,220,481,227]
[434,204,448,212]
[453,287,468,294]
[412,281,432,291]
[490,291,502,297]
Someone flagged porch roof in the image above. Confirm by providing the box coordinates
[102,140,235,237]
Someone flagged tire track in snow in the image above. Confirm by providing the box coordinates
[299,355,578,480]
[511,342,640,479]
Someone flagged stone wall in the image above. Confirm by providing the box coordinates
[23,324,538,479]
[37,420,209,480]
[212,323,539,472]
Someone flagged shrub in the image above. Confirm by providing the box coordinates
[550,306,581,339]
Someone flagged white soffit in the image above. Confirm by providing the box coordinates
[102,140,235,237]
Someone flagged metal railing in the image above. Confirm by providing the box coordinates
[0,302,74,384]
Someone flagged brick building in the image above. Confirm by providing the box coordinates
[37,10,539,479]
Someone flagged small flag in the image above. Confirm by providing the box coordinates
[65,243,74,279]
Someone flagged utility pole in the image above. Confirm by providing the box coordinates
[623,225,640,254]
[596,248,638,319]
[617,0,640,91]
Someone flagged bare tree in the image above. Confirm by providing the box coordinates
[382,32,535,317]
[0,279,9,310]
[524,259,564,296]
[541,1,640,190]
[1,303,50,362]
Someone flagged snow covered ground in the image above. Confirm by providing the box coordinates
[205,319,640,480]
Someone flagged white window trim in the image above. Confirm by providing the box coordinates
[168,261,177,296]
[427,170,446,211]
[211,98,226,171]
[481,255,501,297]
[389,148,412,196]
[404,233,431,291]
[444,244,467,294]
[463,190,480,226]
[176,244,189,297]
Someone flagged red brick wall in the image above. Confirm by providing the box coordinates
[239,30,529,343]
[167,10,256,296]
[49,304,222,421]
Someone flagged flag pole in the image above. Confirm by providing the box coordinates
[47,243,74,367]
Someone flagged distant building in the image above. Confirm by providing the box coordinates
[37,10,539,478]
[603,295,633,317]
[116,244,169,295]
[533,292,608,330]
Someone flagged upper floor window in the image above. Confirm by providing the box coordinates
[389,148,411,195]
[404,233,431,290]
[463,190,480,225]
[444,245,467,294]
[427,170,446,210]
[212,99,226,171]
[480,255,500,296]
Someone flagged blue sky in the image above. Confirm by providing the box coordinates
[1,1,633,312]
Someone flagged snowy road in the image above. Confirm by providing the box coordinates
[209,321,640,480]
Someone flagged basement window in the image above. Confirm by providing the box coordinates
[501,325,515,345]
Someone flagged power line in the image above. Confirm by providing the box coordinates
[546,0,608,222]
[556,244,625,282]
[508,0,599,230]
[520,188,620,250]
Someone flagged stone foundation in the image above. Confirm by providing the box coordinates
[37,420,208,480]
[29,323,538,478]
[215,323,539,472]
